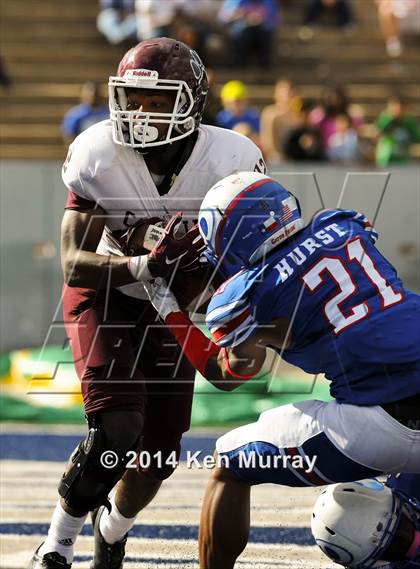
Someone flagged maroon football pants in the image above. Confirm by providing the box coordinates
[62,284,196,476]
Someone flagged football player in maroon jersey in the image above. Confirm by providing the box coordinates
[29,37,265,569]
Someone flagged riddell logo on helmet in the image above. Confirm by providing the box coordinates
[125,69,159,80]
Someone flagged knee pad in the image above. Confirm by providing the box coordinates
[58,415,140,512]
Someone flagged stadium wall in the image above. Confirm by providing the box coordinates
[1,160,419,352]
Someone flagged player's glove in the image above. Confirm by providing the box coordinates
[145,213,206,276]
[175,223,207,273]
[143,277,181,321]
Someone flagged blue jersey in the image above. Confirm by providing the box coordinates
[206,209,420,406]
[62,104,109,137]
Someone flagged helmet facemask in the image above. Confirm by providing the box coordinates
[109,70,197,149]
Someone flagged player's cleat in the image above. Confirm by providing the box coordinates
[90,505,127,569]
[27,544,71,569]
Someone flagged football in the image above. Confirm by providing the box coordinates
[123,220,222,312]
[169,265,223,313]
[121,219,164,256]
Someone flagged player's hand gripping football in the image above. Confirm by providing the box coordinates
[128,212,206,281]
[143,277,181,320]
[148,212,206,277]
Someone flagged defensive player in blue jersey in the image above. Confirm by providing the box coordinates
[144,171,420,569]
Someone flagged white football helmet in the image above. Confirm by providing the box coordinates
[198,171,303,278]
[311,479,408,568]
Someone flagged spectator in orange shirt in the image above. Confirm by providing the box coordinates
[260,79,301,163]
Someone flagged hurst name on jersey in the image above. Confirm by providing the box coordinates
[206,209,420,406]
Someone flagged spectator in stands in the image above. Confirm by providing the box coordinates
[135,1,176,40]
[375,93,420,166]
[260,78,301,162]
[97,0,137,45]
[172,1,219,64]
[233,122,267,159]
[300,0,355,39]
[61,82,109,145]
[218,0,280,67]
[327,113,360,162]
[202,69,223,126]
[283,100,325,161]
[136,1,218,62]
[375,0,420,58]
[310,84,364,151]
[217,80,260,134]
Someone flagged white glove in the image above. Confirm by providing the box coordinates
[143,278,181,321]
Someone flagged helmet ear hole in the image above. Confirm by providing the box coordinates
[175,116,195,135]
[325,527,336,536]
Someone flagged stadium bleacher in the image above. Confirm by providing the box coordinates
[0,0,419,160]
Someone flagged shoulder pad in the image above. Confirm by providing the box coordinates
[62,121,115,197]
[200,125,266,175]
[312,208,379,244]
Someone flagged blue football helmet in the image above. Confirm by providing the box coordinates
[311,478,420,569]
[198,172,304,278]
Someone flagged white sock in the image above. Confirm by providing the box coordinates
[38,501,87,563]
[99,494,137,545]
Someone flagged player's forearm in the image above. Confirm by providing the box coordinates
[204,354,249,391]
[165,313,259,392]
[62,250,136,289]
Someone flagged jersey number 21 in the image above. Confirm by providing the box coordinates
[302,238,403,334]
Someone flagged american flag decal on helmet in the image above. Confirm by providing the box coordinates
[279,201,294,224]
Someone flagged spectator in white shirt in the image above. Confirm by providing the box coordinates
[97,0,137,45]
[135,0,176,40]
